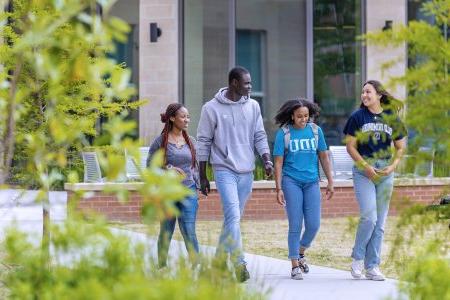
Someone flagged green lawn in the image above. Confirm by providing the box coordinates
[117,216,401,278]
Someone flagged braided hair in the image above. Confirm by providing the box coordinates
[160,103,196,168]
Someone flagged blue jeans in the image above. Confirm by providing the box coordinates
[351,160,394,270]
[158,184,199,267]
[214,169,253,265]
[282,175,321,260]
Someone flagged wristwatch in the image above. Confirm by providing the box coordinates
[166,164,173,170]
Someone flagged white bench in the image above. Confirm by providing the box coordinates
[125,147,150,181]
[329,146,353,179]
[82,152,104,183]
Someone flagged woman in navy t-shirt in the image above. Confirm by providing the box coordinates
[344,80,406,281]
[273,99,334,280]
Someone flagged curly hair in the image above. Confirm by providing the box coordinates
[160,103,196,168]
[274,98,321,127]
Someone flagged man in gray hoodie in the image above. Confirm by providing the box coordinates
[197,66,273,282]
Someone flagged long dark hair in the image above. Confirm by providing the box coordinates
[361,80,403,112]
[160,103,196,168]
[274,98,321,127]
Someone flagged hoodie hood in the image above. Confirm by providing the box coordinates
[196,87,270,173]
[213,87,250,125]
[214,87,249,105]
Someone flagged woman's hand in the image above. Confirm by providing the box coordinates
[276,190,286,206]
[325,183,334,200]
[376,164,395,176]
[173,167,186,178]
[364,165,380,181]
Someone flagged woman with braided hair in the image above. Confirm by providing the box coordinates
[147,103,199,268]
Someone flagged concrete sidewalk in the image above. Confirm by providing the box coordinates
[0,190,400,300]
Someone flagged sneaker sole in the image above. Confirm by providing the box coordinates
[291,275,303,280]
[351,270,362,279]
[365,274,385,281]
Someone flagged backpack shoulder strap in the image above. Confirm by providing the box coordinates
[281,125,290,154]
[309,122,322,180]
[309,122,319,148]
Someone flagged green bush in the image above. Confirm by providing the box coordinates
[3,214,262,300]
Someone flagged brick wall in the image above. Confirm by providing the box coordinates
[67,180,449,222]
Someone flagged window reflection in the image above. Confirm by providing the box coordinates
[313,0,363,146]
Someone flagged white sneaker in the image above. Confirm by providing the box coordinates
[291,266,303,280]
[365,267,386,281]
[351,259,364,279]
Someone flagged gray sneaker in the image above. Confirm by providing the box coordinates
[298,257,310,273]
[365,267,386,281]
[291,266,303,280]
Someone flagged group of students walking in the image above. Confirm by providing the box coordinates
[147,66,407,283]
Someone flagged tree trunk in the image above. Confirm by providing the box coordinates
[41,192,50,265]
[0,60,23,185]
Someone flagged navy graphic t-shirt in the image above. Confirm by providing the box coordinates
[343,107,407,159]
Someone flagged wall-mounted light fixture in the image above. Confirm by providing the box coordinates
[382,20,393,31]
[150,22,162,42]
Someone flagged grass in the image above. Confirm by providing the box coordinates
[115,216,401,278]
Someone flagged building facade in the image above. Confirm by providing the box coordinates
[111,0,414,147]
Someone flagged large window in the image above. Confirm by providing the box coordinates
[183,0,362,146]
[313,0,364,145]
[183,0,231,136]
[236,29,266,113]
[237,0,308,145]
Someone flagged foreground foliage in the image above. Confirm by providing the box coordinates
[4,214,259,300]
[1,0,261,299]
[364,1,450,298]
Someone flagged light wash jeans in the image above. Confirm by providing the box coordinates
[158,184,199,267]
[282,175,321,260]
[351,159,394,270]
[214,169,253,265]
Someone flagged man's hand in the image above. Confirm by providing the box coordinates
[199,161,210,196]
[262,153,273,178]
[200,177,210,196]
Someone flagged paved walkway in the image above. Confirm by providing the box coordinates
[0,190,401,300]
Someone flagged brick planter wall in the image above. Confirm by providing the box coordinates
[65,179,449,223]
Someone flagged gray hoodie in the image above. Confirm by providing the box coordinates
[196,87,270,173]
